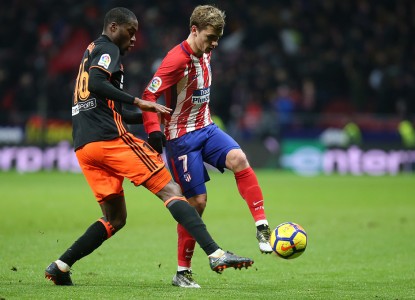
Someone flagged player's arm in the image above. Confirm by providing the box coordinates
[89,68,134,104]
[88,68,171,114]
[141,78,165,152]
[142,54,186,133]
[141,54,185,153]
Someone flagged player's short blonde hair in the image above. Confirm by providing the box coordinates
[189,5,226,32]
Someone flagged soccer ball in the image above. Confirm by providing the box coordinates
[270,222,307,259]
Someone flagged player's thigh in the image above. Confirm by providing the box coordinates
[167,147,208,196]
[113,133,174,196]
[203,124,240,170]
[76,144,124,202]
[112,133,166,186]
[77,134,167,199]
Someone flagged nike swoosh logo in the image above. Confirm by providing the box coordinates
[253,200,264,206]
[185,248,194,253]
[281,242,299,251]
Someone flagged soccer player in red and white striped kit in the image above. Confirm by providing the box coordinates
[141,5,273,288]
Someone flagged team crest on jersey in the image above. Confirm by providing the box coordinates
[183,173,192,182]
[147,77,162,93]
[98,54,111,69]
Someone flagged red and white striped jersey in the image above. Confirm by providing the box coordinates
[142,40,213,140]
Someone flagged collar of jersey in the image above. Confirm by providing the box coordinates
[180,40,195,57]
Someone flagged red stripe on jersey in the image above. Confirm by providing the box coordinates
[142,41,213,140]
[194,54,211,130]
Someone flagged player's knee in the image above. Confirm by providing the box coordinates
[193,201,206,215]
[188,195,207,215]
[163,180,183,197]
[226,149,249,171]
[110,217,127,232]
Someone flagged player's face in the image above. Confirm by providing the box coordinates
[193,25,223,56]
[112,20,138,55]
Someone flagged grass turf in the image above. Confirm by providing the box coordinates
[0,170,414,299]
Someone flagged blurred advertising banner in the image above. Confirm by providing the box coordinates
[0,116,79,172]
[1,137,414,174]
[280,139,415,176]
[0,141,80,173]
[1,115,414,174]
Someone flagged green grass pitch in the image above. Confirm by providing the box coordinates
[0,170,414,299]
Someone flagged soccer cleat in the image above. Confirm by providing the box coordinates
[209,251,254,274]
[172,270,201,288]
[257,225,273,254]
[45,262,73,286]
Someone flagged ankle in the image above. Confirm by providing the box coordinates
[55,260,70,272]
[208,248,225,257]
[257,224,269,231]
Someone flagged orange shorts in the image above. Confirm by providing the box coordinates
[75,133,172,202]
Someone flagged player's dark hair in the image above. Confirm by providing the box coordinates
[103,7,136,28]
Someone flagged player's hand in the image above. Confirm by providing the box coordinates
[148,131,166,154]
[133,98,172,114]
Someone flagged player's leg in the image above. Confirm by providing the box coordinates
[142,158,254,276]
[226,148,272,253]
[115,133,254,282]
[177,193,206,265]
[151,176,253,273]
[203,124,273,254]
[166,134,211,287]
[45,141,127,285]
[171,192,207,288]
[45,195,126,285]
[59,195,126,265]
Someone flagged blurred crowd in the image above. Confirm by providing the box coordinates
[1,0,414,139]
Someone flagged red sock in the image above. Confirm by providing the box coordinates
[177,223,196,268]
[235,167,267,222]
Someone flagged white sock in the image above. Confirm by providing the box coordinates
[55,260,70,272]
[208,248,225,257]
[255,220,269,227]
[177,266,191,272]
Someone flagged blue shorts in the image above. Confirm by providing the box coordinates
[166,123,240,198]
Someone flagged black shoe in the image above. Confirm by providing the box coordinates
[45,262,73,286]
[209,251,254,274]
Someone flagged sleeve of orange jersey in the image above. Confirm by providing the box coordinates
[142,50,186,134]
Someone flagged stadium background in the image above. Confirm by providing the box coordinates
[1,0,414,175]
